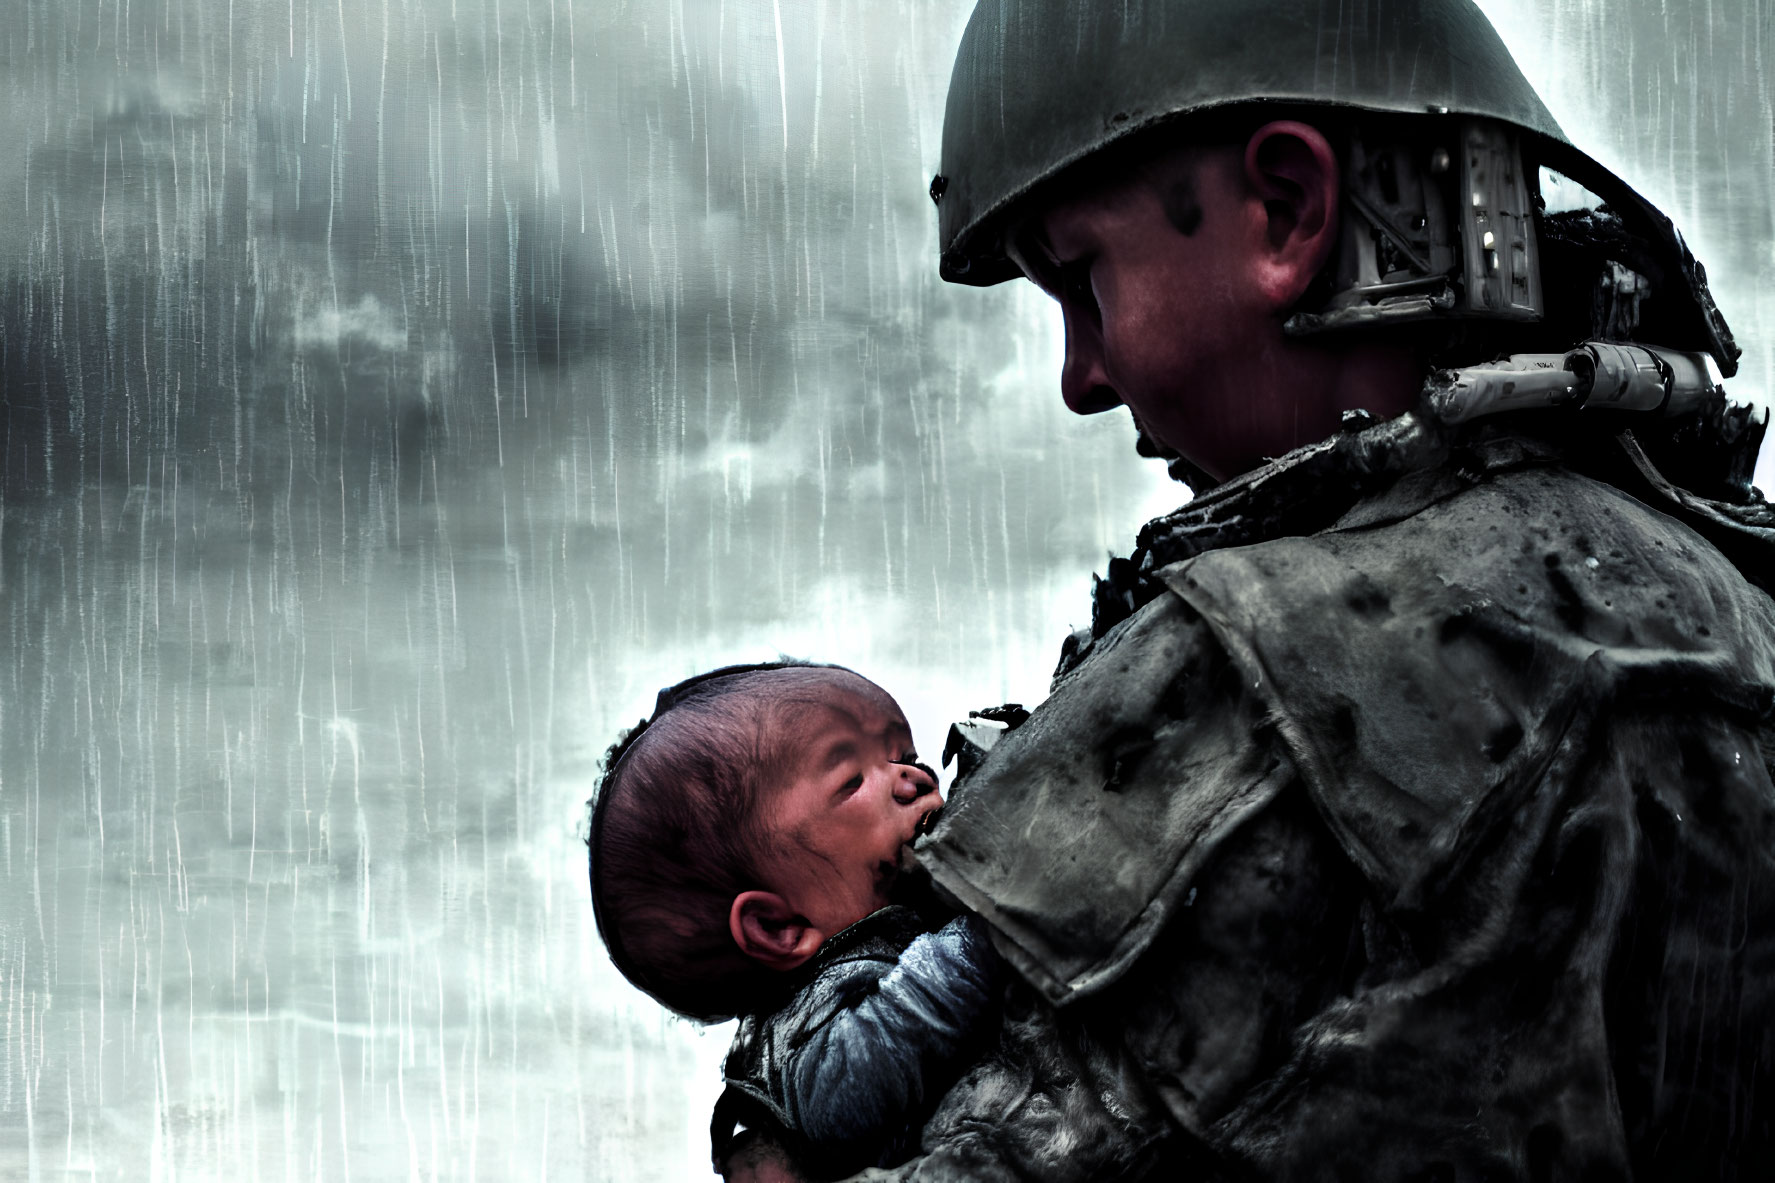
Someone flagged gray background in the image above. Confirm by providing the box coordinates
[0,1,1766,1179]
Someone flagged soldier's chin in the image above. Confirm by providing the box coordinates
[1132,418,1218,493]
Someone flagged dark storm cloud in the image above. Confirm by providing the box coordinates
[0,0,1126,575]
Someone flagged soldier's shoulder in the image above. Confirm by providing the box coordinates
[1152,455,1775,905]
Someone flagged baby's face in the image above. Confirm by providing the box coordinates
[759,681,940,938]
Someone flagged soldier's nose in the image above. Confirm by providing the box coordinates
[1066,383,1124,415]
[1060,315,1121,414]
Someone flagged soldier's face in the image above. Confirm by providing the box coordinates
[1013,142,1337,483]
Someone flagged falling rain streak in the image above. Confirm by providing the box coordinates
[0,0,1765,1179]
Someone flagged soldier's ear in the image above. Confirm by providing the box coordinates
[729,891,825,971]
[1242,121,1340,312]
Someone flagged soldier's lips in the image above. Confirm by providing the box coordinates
[913,805,943,840]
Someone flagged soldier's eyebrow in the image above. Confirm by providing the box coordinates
[1006,222,1063,288]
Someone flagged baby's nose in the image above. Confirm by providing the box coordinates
[892,763,937,804]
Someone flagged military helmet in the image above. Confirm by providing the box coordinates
[933,0,1739,376]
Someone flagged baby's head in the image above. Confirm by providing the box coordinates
[588,663,941,1021]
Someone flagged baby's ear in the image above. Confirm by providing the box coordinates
[729,891,824,971]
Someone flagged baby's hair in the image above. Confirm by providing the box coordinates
[587,660,896,1022]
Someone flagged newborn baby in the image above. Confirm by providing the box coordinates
[587,662,1000,1178]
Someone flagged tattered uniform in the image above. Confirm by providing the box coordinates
[861,411,1775,1181]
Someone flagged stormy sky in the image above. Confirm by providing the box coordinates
[0,1,1767,1179]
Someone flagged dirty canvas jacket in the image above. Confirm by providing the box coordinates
[889,412,1775,1181]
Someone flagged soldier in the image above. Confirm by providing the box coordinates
[720,1,1775,1178]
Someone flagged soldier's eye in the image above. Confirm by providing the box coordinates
[1059,260,1102,323]
[840,773,864,794]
